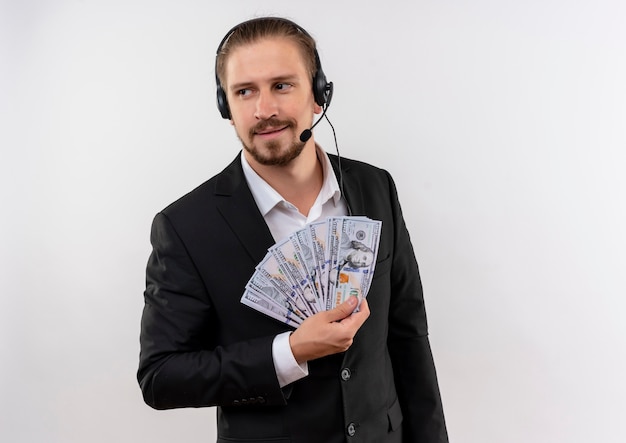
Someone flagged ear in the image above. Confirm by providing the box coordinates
[314,103,323,115]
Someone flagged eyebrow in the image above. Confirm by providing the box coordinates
[229,75,300,92]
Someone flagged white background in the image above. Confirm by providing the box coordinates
[2,0,625,442]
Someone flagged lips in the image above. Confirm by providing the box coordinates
[255,126,287,135]
[250,118,297,139]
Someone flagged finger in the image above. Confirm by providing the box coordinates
[339,298,370,328]
[356,297,370,315]
[325,295,359,322]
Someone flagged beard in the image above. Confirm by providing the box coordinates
[239,117,306,166]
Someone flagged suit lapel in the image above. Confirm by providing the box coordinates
[214,155,275,264]
[329,154,366,216]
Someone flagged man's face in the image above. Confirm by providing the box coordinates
[224,37,321,166]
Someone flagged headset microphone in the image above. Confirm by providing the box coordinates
[299,127,314,143]
[299,105,328,142]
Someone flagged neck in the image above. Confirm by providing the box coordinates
[246,142,323,216]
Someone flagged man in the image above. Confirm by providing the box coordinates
[138,17,448,443]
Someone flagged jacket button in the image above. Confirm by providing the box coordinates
[341,368,351,381]
[347,422,356,437]
[341,368,352,381]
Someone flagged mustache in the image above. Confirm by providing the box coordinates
[249,117,297,136]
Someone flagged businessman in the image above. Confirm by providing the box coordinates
[138,16,448,442]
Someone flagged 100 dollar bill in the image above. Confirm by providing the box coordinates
[328,217,381,309]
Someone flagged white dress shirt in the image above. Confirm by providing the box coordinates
[240,146,349,387]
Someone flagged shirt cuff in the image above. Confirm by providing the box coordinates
[272,331,309,388]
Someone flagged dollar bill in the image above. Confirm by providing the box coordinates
[325,217,342,310]
[307,220,330,308]
[255,252,315,318]
[270,238,320,314]
[246,269,307,321]
[241,289,302,328]
[290,228,324,308]
[328,217,382,309]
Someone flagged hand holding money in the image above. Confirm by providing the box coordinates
[240,216,381,327]
[289,296,370,364]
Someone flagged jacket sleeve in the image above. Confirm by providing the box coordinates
[137,212,286,410]
[384,171,449,442]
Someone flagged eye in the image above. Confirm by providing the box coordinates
[275,83,293,92]
[237,88,251,97]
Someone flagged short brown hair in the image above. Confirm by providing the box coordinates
[215,17,318,88]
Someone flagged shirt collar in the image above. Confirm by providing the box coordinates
[240,145,342,217]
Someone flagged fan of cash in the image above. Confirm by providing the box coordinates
[241,216,382,327]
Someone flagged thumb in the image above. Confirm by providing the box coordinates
[325,295,359,322]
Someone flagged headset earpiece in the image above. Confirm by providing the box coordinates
[312,51,332,108]
[216,80,230,119]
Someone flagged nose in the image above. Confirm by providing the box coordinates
[254,89,278,120]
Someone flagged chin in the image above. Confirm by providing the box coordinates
[243,139,305,167]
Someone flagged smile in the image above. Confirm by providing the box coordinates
[256,126,287,135]
[255,126,288,137]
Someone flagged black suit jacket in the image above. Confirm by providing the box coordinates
[138,153,448,443]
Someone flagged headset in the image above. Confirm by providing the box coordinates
[214,17,333,120]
